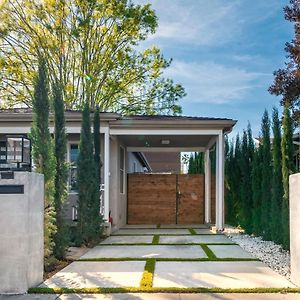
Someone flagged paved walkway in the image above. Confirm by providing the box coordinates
[1,293,300,300]
[41,225,294,290]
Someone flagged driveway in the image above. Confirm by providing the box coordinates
[40,225,294,291]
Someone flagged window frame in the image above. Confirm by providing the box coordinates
[67,141,80,194]
[119,145,125,194]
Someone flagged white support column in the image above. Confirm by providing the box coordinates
[204,149,211,224]
[215,132,225,231]
[104,127,110,221]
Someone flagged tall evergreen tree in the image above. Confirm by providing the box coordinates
[260,110,273,240]
[281,105,294,249]
[225,138,236,225]
[271,107,284,244]
[53,81,68,259]
[232,135,242,224]
[251,145,263,235]
[93,106,103,225]
[239,126,254,233]
[94,106,101,188]
[188,154,194,174]
[239,130,249,230]
[30,58,57,261]
[77,102,100,245]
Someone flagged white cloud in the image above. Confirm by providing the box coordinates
[136,0,284,47]
[164,60,270,104]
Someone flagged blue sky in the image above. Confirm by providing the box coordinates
[136,0,294,137]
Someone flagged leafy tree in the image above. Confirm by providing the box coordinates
[0,0,185,114]
[269,0,300,120]
[270,107,283,244]
[77,101,101,245]
[30,58,57,261]
[260,110,273,240]
[53,81,68,259]
[281,105,295,249]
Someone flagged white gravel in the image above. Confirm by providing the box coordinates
[223,226,291,279]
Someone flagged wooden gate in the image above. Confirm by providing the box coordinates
[127,174,204,224]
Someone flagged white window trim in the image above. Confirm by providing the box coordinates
[120,145,125,195]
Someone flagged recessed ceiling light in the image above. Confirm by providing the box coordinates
[161,140,170,145]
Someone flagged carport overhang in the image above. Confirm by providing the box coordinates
[103,116,237,231]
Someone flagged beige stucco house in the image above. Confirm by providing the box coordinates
[0,109,236,231]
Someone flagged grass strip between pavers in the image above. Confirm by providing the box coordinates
[200,244,217,259]
[156,224,161,228]
[77,257,260,262]
[28,287,300,294]
[140,258,156,288]
[189,228,197,235]
[152,235,160,245]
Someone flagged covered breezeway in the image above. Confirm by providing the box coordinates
[103,115,236,231]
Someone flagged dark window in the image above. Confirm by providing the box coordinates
[69,144,79,191]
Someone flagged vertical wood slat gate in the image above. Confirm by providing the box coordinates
[127,173,204,224]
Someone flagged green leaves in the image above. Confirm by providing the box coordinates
[0,0,184,115]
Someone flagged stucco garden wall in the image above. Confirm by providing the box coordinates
[0,172,44,294]
[289,172,300,287]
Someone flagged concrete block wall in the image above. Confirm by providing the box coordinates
[290,173,300,287]
[0,172,44,294]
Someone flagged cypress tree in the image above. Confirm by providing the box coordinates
[240,131,252,233]
[53,81,68,259]
[281,105,294,249]
[77,102,100,245]
[30,58,57,262]
[94,106,101,188]
[271,107,283,244]
[188,154,194,174]
[260,110,273,240]
[239,126,253,233]
[251,145,263,235]
[225,138,236,225]
[93,106,103,227]
[233,135,242,224]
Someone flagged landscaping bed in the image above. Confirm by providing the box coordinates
[224,226,290,279]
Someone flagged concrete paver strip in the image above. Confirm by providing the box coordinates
[193,229,215,235]
[100,236,153,245]
[80,245,207,259]
[59,293,180,299]
[208,245,254,259]
[121,225,157,229]
[159,235,234,244]
[179,294,300,300]
[153,261,295,288]
[0,295,59,300]
[1,294,299,300]
[160,224,208,229]
[112,229,190,235]
[41,261,145,288]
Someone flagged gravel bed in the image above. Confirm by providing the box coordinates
[224,226,291,279]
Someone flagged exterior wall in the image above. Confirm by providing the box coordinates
[109,137,127,230]
[144,152,181,173]
[290,173,300,287]
[0,172,44,294]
